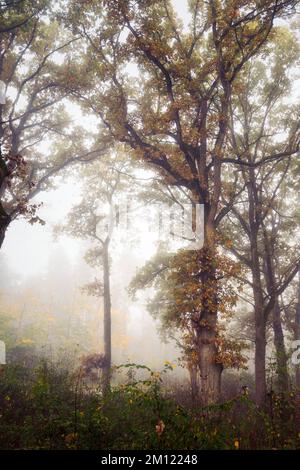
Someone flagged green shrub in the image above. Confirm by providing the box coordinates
[0,359,299,450]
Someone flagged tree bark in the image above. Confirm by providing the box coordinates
[188,363,199,401]
[295,272,300,389]
[247,169,268,407]
[102,241,111,395]
[262,225,289,395]
[196,232,223,405]
[253,229,267,407]
[255,315,267,406]
[0,148,10,250]
[251,230,267,406]
[272,299,289,393]
[198,329,223,404]
[0,212,10,249]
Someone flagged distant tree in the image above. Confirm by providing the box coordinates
[293,273,300,389]
[221,27,300,402]
[56,152,133,393]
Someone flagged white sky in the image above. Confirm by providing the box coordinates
[2,0,191,279]
[2,0,298,290]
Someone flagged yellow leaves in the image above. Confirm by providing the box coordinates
[164,360,176,370]
[245,20,259,34]
[145,41,172,59]
[19,338,34,346]
[181,126,201,147]
[215,336,248,370]
[169,60,191,80]
[165,247,243,337]
[151,371,161,380]
[234,438,240,449]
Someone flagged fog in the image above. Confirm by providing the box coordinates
[0,173,184,370]
[1,0,300,453]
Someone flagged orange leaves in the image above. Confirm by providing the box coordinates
[155,419,165,437]
[224,238,233,249]
[64,432,78,449]
[234,439,240,450]
[215,336,248,370]
[165,246,242,332]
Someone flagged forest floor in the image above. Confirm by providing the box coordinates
[0,359,299,450]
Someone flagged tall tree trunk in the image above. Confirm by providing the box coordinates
[102,241,111,395]
[255,312,267,406]
[272,299,289,393]
[0,150,10,250]
[191,80,230,405]
[263,236,289,395]
[295,271,300,389]
[248,170,268,407]
[196,240,223,405]
[251,233,267,406]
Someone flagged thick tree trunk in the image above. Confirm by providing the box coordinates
[198,328,222,404]
[272,299,289,393]
[1,147,12,250]
[196,239,223,405]
[188,364,199,400]
[102,241,111,395]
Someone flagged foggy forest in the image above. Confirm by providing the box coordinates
[1,0,300,455]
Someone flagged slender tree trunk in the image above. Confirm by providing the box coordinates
[247,170,268,407]
[251,233,267,406]
[295,271,300,389]
[262,227,289,395]
[102,241,111,395]
[272,299,289,393]
[255,315,267,406]
[249,238,268,408]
